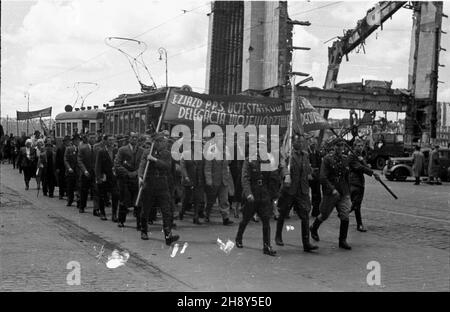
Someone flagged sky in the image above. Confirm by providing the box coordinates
[1,0,450,120]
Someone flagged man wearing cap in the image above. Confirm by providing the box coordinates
[348,138,380,232]
[64,134,80,207]
[17,138,37,190]
[115,132,144,228]
[310,138,353,250]
[275,133,318,252]
[56,136,71,199]
[96,134,120,222]
[77,133,98,215]
[235,136,278,256]
[138,132,179,245]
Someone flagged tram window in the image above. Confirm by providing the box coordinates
[135,111,140,133]
[73,122,78,135]
[114,114,119,135]
[119,112,124,135]
[90,123,96,134]
[56,123,60,137]
[67,123,72,136]
[140,110,146,134]
[129,111,134,132]
[99,123,103,134]
[61,123,66,137]
[124,112,129,134]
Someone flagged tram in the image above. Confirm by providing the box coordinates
[54,106,104,140]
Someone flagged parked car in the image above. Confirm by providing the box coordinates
[384,148,450,182]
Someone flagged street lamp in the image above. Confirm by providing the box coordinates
[24,89,30,135]
[158,47,168,88]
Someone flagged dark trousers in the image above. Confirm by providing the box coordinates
[276,190,311,245]
[80,173,97,210]
[42,174,56,196]
[182,185,205,219]
[118,178,139,223]
[23,166,35,185]
[309,178,321,217]
[58,170,66,197]
[66,173,78,204]
[350,186,364,226]
[140,184,172,234]
[236,199,271,246]
[98,180,119,216]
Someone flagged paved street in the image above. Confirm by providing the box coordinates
[1,163,449,292]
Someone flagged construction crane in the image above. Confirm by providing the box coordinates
[319,1,407,142]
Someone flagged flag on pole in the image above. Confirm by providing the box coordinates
[281,90,331,161]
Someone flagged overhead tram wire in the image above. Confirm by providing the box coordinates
[289,1,344,17]
[35,3,210,85]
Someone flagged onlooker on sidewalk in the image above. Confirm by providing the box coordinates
[412,145,425,185]
[427,145,441,185]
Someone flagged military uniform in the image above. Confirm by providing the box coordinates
[348,151,374,231]
[235,156,278,255]
[138,139,179,245]
[275,148,318,252]
[310,146,352,249]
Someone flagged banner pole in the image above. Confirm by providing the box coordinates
[287,76,296,172]
[135,87,172,207]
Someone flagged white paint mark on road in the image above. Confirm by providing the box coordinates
[106,249,130,269]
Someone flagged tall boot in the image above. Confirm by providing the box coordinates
[310,217,322,241]
[339,220,352,250]
[164,228,179,246]
[235,221,247,248]
[275,215,284,246]
[262,221,276,256]
[301,218,318,252]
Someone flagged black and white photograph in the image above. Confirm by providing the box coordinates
[1,0,449,297]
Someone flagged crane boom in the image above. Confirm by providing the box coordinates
[319,1,407,143]
[324,1,407,89]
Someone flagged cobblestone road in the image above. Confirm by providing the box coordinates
[1,164,449,291]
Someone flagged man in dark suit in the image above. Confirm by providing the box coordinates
[77,133,97,214]
[95,135,119,221]
[64,134,80,207]
[17,138,37,190]
[114,132,144,228]
[41,139,57,197]
[275,133,318,252]
[138,132,179,245]
[56,136,70,199]
[180,139,205,224]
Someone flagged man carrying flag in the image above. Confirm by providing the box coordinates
[274,91,329,252]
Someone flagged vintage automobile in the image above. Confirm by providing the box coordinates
[384,147,450,182]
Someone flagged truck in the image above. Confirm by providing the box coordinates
[366,132,408,170]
